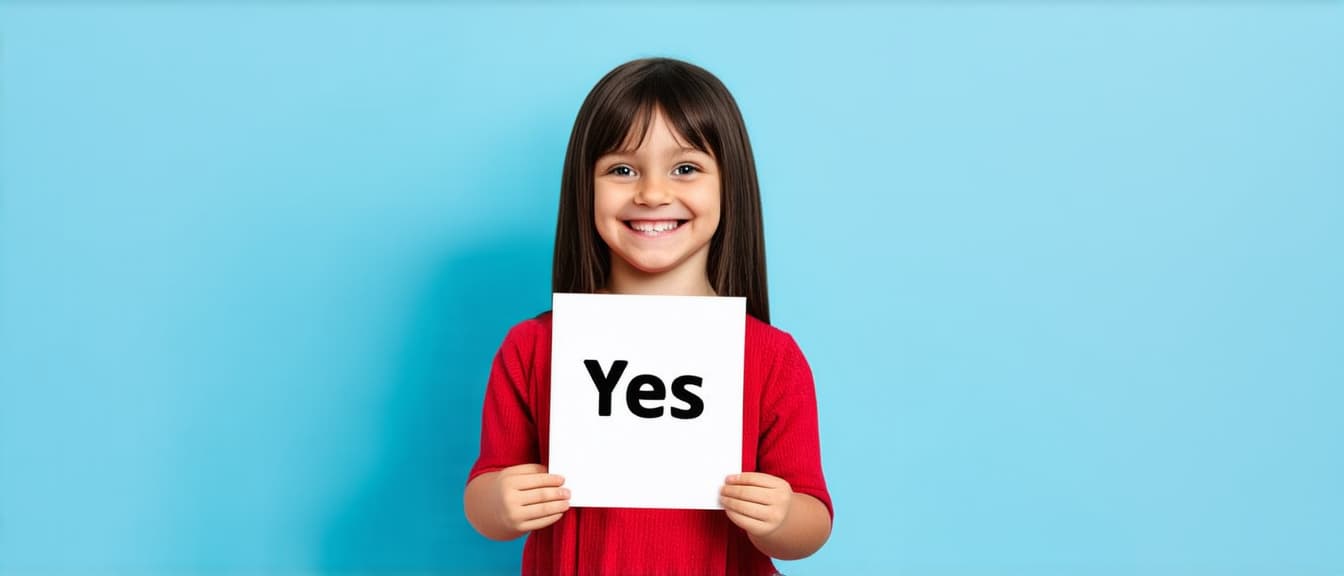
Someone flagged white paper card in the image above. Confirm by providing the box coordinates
[549,292,745,509]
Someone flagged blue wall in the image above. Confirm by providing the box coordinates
[1,3,1341,574]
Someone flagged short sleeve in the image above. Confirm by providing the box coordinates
[757,332,834,521]
[466,321,541,483]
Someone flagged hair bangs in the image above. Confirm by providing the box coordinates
[590,72,717,161]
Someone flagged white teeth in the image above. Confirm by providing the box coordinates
[631,220,680,233]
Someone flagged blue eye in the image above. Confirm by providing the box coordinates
[674,164,698,175]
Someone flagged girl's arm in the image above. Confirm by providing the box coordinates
[464,463,571,541]
[721,472,832,560]
[468,321,567,540]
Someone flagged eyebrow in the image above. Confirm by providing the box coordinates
[602,146,709,158]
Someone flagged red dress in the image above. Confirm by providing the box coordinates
[468,312,832,575]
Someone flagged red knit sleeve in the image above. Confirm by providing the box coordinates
[757,331,834,520]
[467,320,541,483]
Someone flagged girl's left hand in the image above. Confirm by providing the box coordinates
[720,472,793,537]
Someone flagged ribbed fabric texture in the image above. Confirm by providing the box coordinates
[468,312,832,576]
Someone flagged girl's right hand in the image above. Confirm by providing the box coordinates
[495,463,571,533]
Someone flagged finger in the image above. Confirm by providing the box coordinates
[724,508,770,536]
[518,511,566,532]
[521,486,571,506]
[721,495,773,522]
[520,498,570,519]
[720,484,775,506]
[507,473,566,490]
[726,472,787,489]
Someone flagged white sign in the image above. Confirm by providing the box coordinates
[549,292,745,509]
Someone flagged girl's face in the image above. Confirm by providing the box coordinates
[593,108,721,279]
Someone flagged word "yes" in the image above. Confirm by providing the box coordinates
[584,360,705,420]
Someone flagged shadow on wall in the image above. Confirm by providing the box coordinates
[321,236,553,574]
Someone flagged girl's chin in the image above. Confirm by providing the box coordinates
[603,237,712,277]
[621,258,682,275]
[611,249,692,276]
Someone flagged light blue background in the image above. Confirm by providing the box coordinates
[1,2,1341,575]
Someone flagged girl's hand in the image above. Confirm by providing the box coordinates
[495,463,571,533]
[720,472,793,537]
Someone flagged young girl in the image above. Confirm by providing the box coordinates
[464,57,832,575]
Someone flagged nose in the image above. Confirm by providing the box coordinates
[634,176,672,206]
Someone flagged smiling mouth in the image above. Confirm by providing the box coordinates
[624,219,687,236]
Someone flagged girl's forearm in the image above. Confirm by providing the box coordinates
[747,492,832,560]
[463,471,525,541]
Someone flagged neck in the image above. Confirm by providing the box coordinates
[606,252,716,297]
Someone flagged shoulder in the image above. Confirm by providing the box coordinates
[489,311,553,389]
[745,316,819,416]
[501,310,552,344]
[745,314,810,371]
[494,311,553,363]
[745,314,804,353]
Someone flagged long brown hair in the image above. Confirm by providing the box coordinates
[552,57,770,323]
